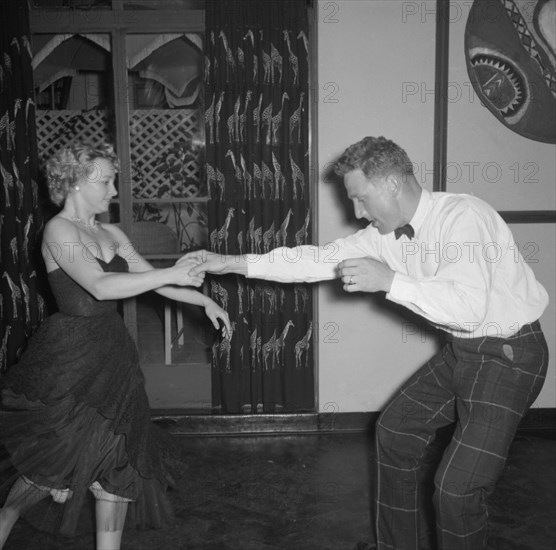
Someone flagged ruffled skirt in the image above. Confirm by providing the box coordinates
[0,311,183,536]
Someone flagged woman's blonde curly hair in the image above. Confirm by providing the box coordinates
[46,142,120,206]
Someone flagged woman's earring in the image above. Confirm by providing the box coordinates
[74,186,80,191]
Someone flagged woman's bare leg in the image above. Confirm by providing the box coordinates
[0,477,50,549]
[90,482,130,550]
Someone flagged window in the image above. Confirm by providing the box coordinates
[30,1,209,376]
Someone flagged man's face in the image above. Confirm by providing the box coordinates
[344,169,399,235]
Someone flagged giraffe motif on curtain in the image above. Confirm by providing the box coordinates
[1,0,46,376]
[205,0,314,414]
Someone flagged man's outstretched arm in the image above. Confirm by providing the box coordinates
[179,246,341,283]
[180,229,384,285]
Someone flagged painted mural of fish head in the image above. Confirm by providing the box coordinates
[465,0,556,143]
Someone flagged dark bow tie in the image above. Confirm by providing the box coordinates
[394,223,415,240]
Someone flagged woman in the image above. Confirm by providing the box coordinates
[0,142,231,550]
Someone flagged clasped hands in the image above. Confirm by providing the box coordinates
[177,250,223,278]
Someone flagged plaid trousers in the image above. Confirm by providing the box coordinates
[374,321,548,550]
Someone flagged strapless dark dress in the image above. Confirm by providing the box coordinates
[0,255,182,536]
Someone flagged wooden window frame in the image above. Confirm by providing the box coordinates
[30,1,206,340]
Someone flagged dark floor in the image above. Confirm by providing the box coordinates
[4,430,555,550]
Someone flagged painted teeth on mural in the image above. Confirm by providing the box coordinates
[471,54,526,116]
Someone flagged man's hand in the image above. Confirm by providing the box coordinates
[338,257,395,293]
[177,250,222,276]
[177,250,247,277]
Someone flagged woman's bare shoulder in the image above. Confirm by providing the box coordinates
[43,215,78,240]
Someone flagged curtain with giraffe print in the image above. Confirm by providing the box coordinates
[205,0,314,414]
[0,1,47,376]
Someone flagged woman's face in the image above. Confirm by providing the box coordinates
[76,157,118,213]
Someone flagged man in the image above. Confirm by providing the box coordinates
[182,136,549,550]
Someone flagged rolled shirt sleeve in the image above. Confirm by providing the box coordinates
[246,226,381,283]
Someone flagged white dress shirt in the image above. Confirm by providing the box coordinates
[245,189,549,339]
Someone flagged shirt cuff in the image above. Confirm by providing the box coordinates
[387,272,416,303]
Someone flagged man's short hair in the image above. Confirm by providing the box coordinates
[334,136,414,180]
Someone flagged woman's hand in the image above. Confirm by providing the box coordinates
[169,257,205,287]
[204,299,232,339]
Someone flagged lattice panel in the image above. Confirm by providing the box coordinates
[35,109,204,200]
[130,109,203,199]
[36,110,111,166]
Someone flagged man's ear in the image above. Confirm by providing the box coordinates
[385,174,401,196]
